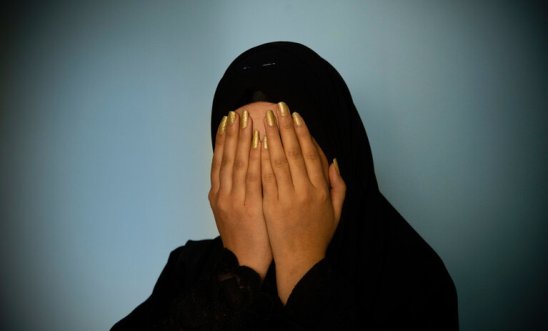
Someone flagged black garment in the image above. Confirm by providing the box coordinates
[111,237,355,330]
[112,42,458,330]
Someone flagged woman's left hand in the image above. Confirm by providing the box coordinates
[261,102,346,304]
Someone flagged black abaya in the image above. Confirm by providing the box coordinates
[111,42,458,330]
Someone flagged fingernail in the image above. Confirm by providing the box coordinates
[292,112,302,126]
[219,116,228,134]
[228,111,237,125]
[252,130,259,149]
[333,158,341,175]
[241,110,249,129]
[266,110,276,127]
[278,101,289,117]
[263,136,268,149]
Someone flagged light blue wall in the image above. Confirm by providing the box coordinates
[2,1,546,330]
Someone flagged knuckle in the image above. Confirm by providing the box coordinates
[225,125,236,137]
[243,207,258,220]
[214,134,224,147]
[316,188,330,202]
[295,194,309,205]
[221,156,233,168]
[271,157,288,169]
[246,170,260,183]
[215,196,230,212]
[285,148,302,160]
[295,187,312,203]
[262,171,276,183]
[249,148,260,160]
[211,159,221,169]
[279,119,293,130]
[303,151,319,162]
[233,158,246,171]
[263,197,276,209]
[295,127,310,138]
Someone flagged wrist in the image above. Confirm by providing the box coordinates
[237,255,271,280]
[275,251,325,273]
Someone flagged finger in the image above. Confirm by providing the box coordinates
[246,129,262,203]
[313,138,330,184]
[292,112,326,189]
[264,109,293,192]
[232,110,252,200]
[261,135,278,200]
[329,159,346,224]
[276,102,310,188]
[210,115,228,194]
[218,111,239,194]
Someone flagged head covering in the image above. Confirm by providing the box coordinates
[211,42,376,194]
[211,42,456,323]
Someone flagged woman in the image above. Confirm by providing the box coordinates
[111,41,458,330]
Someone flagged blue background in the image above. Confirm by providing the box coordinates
[1,1,546,330]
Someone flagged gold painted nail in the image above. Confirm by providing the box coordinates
[278,101,289,117]
[263,136,268,149]
[241,110,249,129]
[333,158,341,175]
[292,112,302,126]
[228,111,237,125]
[252,130,259,149]
[266,110,276,127]
[218,116,228,134]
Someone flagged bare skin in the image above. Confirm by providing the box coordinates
[208,106,271,279]
[209,102,346,304]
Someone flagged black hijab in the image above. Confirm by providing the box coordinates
[211,42,457,325]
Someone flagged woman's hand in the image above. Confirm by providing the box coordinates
[209,111,272,279]
[261,102,346,303]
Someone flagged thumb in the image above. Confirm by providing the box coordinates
[329,158,346,224]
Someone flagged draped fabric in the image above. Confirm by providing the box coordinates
[112,41,458,330]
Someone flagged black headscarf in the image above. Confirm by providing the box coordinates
[211,41,457,325]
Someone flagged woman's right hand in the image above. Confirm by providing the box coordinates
[209,110,272,280]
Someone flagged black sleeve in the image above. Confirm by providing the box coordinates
[110,240,278,331]
[279,259,358,330]
[167,249,276,331]
[281,258,458,331]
